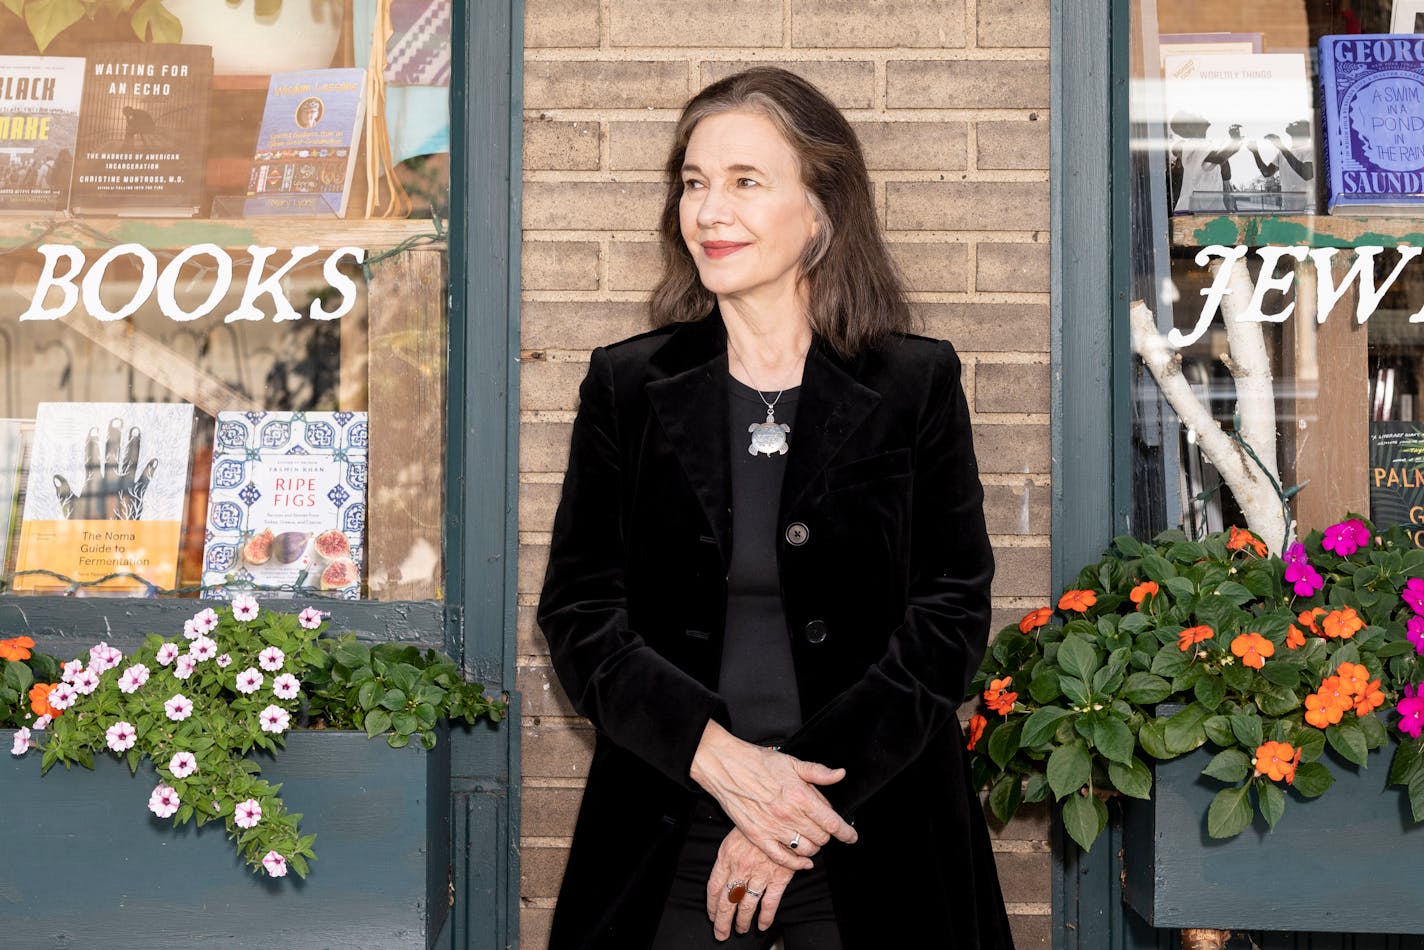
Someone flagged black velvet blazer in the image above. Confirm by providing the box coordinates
[537,313,1015,949]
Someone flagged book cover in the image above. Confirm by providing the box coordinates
[0,57,84,213]
[201,411,367,599]
[70,42,214,217]
[1158,33,1263,68]
[244,68,366,217]
[13,403,195,594]
[1163,53,1316,215]
[1370,422,1424,548]
[0,419,32,581]
[1319,35,1424,215]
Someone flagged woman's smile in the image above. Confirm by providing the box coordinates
[701,240,749,259]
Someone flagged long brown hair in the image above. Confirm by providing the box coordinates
[649,67,911,358]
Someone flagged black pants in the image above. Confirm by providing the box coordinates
[651,798,842,950]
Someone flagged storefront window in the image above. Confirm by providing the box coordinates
[0,1,450,601]
[1129,0,1424,551]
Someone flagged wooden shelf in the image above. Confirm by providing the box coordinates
[0,216,445,252]
[1172,214,1424,249]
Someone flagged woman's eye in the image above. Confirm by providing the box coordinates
[683,179,704,190]
[737,178,758,187]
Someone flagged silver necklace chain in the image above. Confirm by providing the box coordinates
[729,340,792,457]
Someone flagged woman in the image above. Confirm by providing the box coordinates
[538,67,1014,949]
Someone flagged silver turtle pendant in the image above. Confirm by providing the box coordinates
[748,408,790,456]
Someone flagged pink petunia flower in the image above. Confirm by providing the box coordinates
[174,655,197,680]
[32,715,51,731]
[47,682,78,711]
[262,851,288,877]
[106,721,137,752]
[235,668,263,694]
[258,705,291,734]
[156,642,180,667]
[231,595,260,622]
[297,607,327,630]
[169,751,198,779]
[1406,578,1424,617]
[71,668,100,695]
[216,653,233,668]
[11,727,30,756]
[258,647,285,672]
[60,659,84,684]
[164,694,193,722]
[88,642,122,674]
[182,618,202,640]
[1322,518,1371,556]
[192,608,219,634]
[118,663,151,694]
[189,636,218,662]
[234,798,263,829]
[148,784,180,819]
[272,673,300,700]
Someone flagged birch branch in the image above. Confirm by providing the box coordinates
[1218,259,1280,489]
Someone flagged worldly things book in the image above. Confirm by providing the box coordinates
[1162,52,1316,215]
[201,411,367,598]
[1370,422,1424,548]
[70,42,214,217]
[0,56,84,213]
[13,403,196,594]
[244,68,367,217]
[1319,34,1424,215]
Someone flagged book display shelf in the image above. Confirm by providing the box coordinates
[1131,0,1424,546]
[0,0,451,607]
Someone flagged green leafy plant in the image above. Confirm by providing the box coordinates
[965,517,1424,851]
[1,0,182,53]
[3,598,504,879]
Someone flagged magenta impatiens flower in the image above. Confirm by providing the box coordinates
[1399,684,1424,739]
[1411,616,1424,656]
[262,850,288,877]
[1283,542,1324,597]
[1406,578,1424,616]
[234,798,263,829]
[1322,518,1370,556]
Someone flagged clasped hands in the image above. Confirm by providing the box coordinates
[689,720,857,940]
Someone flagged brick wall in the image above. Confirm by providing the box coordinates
[518,1,1053,945]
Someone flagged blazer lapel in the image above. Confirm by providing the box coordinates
[645,319,733,556]
[780,339,881,516]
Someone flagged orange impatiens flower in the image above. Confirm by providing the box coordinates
[1178,625,1215,652]
[29,682,61,719]
[1230,632,1275,669]
[0,635,35,661]
[1298,607,1327,636]
[1227,525,1269,558]
[1355,679,1386,717]
[1335,662,1370,694]
[1018,607,1052,633]
[983,676,1018,717]
[1129,581,1159,609]
[1057,589,1097,613]
[1254,741,1300,784]
[966,714,988,751]
[1285,625,1306,650]
[1322,607,1364,640]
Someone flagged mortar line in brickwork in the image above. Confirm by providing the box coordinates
[521,836,575,848]
[521,229,660,241]
[965,353,1050,365]
[522,897,559,910]
[521,410,579,423]
[523,49,1047,64]
[522,290,647,301]
[520,531,553,546]
[522,108,1043,123]
[980,473,1051,487]
[968,413,1051,425]
[907,292,1049,305]
[991,840,1053,854]
[782,0,792,49]
[599,0,610,48]
[988,535,1050,549]
[966,0,979,50]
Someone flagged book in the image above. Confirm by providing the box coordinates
[12,403,195,594]
[1158,33,1262,69]
[0,56,84,213]
[244,68,366,217]
[1318,35,1424,215]
[201,411,367,598]
[0,420,32,581]
[1370,422,1424,548]
[69,42,214,217]
[1162,52,1316,215]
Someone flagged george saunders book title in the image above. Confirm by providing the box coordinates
[1319,34,1424,214]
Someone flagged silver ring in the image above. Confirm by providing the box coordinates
[746,887,763,899]
[788,832,801,850]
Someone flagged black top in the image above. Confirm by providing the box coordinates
[719,374,802,745]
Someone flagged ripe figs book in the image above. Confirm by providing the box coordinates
[1319,35,1424,214]
[201,411,367,599]
[70,42,214,217]
[0,56,84,213]
[244,68,366,217]
[12,402,195,594]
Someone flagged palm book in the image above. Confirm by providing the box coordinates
[1162,52,1315,215]
[12,403,195,594]
[1319,35,1424,215]
[201,411,367,598]
[0,56,84,213]
[244,68,367,217]
[1371,422,1424,548]
[69,42,214,217]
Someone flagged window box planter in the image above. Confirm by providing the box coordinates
[1121,734,1423,934]
[0,727,450,949]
